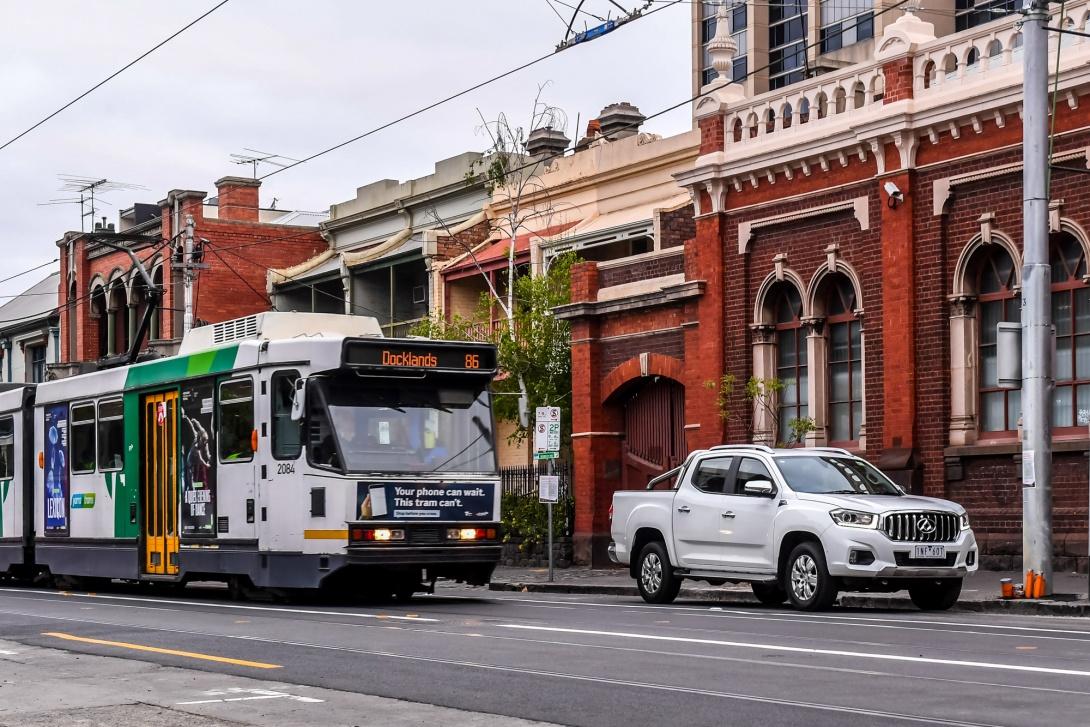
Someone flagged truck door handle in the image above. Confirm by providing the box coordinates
[722,511,735,519]
[676,506,691,513]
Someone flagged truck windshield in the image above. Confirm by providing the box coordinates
[774,456,903,496]
[309,375,496,474]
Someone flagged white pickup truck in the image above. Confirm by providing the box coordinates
[609,445,977,611]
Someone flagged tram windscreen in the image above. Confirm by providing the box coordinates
[310,376,497,474]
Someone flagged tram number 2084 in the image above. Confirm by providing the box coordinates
[276,462,297,475]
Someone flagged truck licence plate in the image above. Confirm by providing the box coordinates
[913,544,945,559]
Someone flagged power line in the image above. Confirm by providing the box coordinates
[259,0,686,180]
[0,1,231,154]
[0,258,59,287]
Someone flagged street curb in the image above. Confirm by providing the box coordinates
[489,581,1090,615]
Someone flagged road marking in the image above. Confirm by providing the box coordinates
[178,687,323,705]
[499,624,1090,678]
[0,588,438,623]
[42,631,282,669]
[453,593,1090,638]
[7,605,1087,702]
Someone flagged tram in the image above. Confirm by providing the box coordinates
[0,312,502,598]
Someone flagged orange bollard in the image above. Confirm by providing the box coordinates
[1033,574,1046,599]
[1025,570,1035,599]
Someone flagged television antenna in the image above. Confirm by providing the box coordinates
[230,148,300,178]
[38,175,148,231]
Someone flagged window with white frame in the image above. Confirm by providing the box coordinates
[824,276,862,443]
[976,245,1021,434]
[1050,232,1090,431]
[771,283,808,444]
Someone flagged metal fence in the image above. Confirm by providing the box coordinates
[500,461,573,498]
[500,461,574,537]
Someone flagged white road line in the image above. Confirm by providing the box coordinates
[1,604,1082,713]
[500,623,1090,678]
[0,587,438,623]
[451,593,1090,637]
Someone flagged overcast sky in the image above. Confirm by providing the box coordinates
[0,0,692,303]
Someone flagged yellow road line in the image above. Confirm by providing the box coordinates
[42,632,281,669]
[303,529,347,540]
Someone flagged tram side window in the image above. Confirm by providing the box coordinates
[0,416,13,479]
[70,403,97,474]
[219,378,254,462]
[97,399,124,471]
[271,370,302,459]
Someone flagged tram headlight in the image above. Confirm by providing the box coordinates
[446,528,498,541]
[351,528,405,542]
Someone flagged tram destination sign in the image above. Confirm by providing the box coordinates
[344,340,497,373]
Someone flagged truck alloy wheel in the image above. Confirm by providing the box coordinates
[784,542,838,611]
[636,542,681,604]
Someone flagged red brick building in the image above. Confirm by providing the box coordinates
[56,177,326,371]
[560,7,1090,567]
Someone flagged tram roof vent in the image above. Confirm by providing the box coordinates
[178,312,383,354]
[213,315,260,344]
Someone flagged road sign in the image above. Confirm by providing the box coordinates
[539,475,559,503]
[533,406,561,458]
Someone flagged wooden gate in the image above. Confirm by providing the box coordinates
[621,379,685,490]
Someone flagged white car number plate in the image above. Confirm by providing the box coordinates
[913,544,945,559]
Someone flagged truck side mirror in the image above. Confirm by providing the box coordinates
[743,480,775,497]
[290,379,306,421]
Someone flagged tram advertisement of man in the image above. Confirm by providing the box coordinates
[180,385,216,535]
[44,404,69,533]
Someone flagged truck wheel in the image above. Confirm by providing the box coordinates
[908,579,962,611]
[785,542,838,611]
[751,581,787,606]
[636,542,681,604]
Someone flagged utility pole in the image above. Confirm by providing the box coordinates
[1021,0,1053,595]
[183,214,196,335]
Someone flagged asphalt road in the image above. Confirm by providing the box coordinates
[1,582,1089,727]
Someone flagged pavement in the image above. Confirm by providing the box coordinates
[491,565,1090,615]
[3,582,1090,726]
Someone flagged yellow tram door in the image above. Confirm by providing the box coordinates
[142,392,180,576]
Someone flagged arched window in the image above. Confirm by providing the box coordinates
[771,283,807,444]
[825,275,862,443]
[1051,232,1090,430]
[91,285,108,359]
[977,246,1021,433]
[151,266,164,340]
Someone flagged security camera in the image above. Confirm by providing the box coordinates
[884,181,904,208]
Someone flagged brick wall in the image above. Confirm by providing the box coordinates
[659,204,696,249]
[597,252,684,288]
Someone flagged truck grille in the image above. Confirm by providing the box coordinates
[883,512,959,543]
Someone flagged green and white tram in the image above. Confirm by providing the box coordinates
[0,312,503,597]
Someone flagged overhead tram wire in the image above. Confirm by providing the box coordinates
[212,0,915,322]
[0,258,60,287]
[3,0,914,325]
[0,237,173,328]
[0,1,231,153]
[258,0,687,181]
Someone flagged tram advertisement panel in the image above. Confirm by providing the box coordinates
[44,404,69,533]
[356,482,496,521]
[180,382,216,536]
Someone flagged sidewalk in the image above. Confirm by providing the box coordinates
[490,566,1090,615]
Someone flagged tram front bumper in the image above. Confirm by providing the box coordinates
[345,544,503,566]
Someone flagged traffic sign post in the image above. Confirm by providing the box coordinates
[535,407,561,582]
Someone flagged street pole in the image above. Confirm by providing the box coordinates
[183,214,195,335]
[547,457,555,583]
[1021,0,1053,595]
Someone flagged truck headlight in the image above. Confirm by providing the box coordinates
[829,509,878,529]
[959,513,970,531]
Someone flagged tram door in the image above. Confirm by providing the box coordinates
[141,392,180,576]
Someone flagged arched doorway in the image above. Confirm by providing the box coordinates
[620,378,685,489]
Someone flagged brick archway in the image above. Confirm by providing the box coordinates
[601,353,685,404]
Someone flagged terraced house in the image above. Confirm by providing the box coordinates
[566,4,1090,567]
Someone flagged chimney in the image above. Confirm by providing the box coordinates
[525,126,571,161]
[215,176,261,222]
[598,102,646,140]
